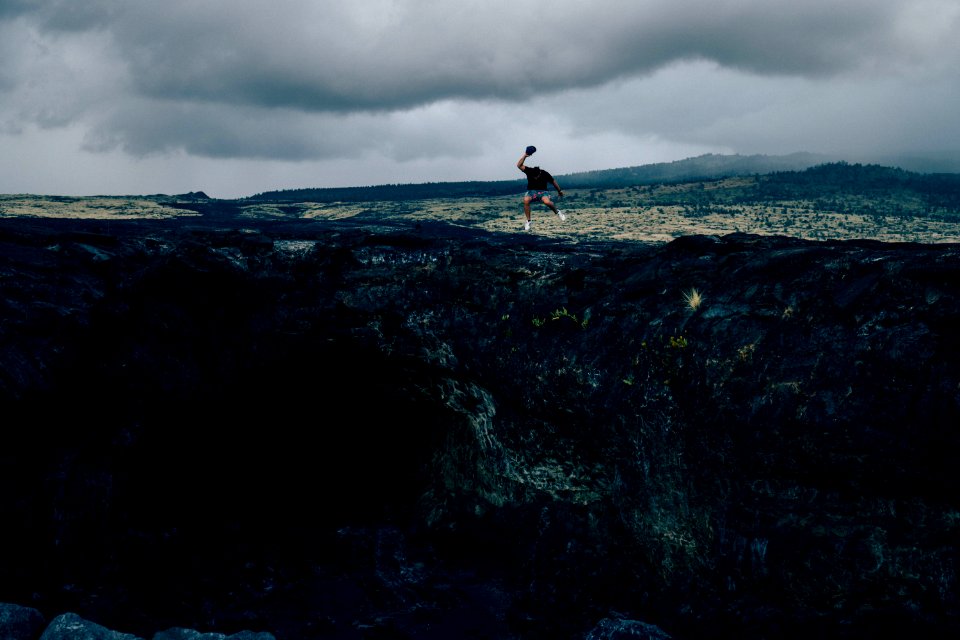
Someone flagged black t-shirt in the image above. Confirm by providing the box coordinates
[522,166,552,190]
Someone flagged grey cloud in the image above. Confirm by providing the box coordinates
[81,95,496,163]
[3,0,957,170]
[83,103,360,160]
[5,1,923,114]
[0,0,116,30]
[550,59,960,160]
[0,21,119,130]
[0,0,31,19]
[124,1,910,110]
[0,27,17,92]
[626,3,896,76]
[556,60,816,141]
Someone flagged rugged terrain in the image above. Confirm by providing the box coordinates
[1,193,959,639]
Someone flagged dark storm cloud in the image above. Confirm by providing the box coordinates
[0,0,117,30]
[2,0,957,178]
[622,4,895,76]
[0,0,31,19]
[123,1,909,111]
[2,0,920,113]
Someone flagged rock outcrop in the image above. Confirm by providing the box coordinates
[1,215,958,639]
[0,602,275,640]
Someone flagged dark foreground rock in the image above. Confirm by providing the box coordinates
[1,214,959,639]
[0,602,275,640]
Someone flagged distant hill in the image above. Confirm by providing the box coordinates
[860,150,960,175]
[246,152,960,204]
[247,153,840,203]
[558,151,838,188]
[756,162,960,210]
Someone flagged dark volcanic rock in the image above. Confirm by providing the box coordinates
[0,602,46,639]
[1,215,959,640]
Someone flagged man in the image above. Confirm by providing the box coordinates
[517,149,566,231]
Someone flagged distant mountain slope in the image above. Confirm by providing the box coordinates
[248,179,520,203]
[246,152,960,204]
[247,153,838,203]
[756,162,960,210]
[864,150,960,175]
[558,151,837,188]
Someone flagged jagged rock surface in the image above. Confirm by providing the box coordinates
[1,215,959,639]
[0,604,274,640]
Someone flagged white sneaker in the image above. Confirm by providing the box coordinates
[524,220,531,231]
[557,210,566,221]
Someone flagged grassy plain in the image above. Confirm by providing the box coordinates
[0,194,200,220]
[3,175,959,244]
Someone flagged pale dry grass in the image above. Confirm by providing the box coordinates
[2,190,959,244]
[345,191,960,244]
[0,195,200,220]
[683,288,704,311]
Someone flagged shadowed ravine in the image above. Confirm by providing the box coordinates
[1,214,959,639]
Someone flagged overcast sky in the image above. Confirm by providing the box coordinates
[2,0,959,199]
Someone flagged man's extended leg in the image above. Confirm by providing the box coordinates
[522,195,533,230]
[541,196,566,221]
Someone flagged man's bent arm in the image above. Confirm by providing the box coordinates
[517,154,529,171]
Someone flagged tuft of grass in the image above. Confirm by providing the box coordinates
[682,287,703,311]
[533,307,589,329]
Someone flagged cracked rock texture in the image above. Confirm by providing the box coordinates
[1,215,959,639]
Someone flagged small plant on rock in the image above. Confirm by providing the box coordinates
[682,287,703,311]
[533,307,589,329]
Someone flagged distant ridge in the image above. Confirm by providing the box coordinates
[865,150,960,175]
[246,151,955,203]
[245,153,836,202]
[557,152,838,188]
